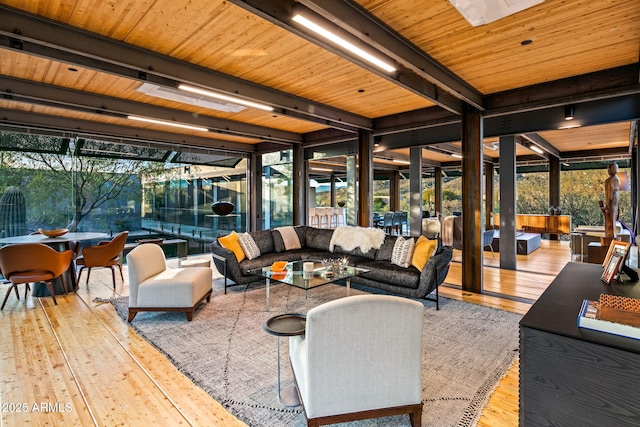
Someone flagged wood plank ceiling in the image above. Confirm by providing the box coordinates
[0,0,638,172]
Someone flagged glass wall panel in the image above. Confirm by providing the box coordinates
[0,131,247,255]
[262,151,293,229]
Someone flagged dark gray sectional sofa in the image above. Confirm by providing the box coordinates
[210,226,453,308]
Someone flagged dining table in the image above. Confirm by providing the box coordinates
[0,232,109,296]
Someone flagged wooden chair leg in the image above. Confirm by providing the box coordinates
[59,275,69,294]
[85,268,91,285]
[110,266,116,289]
[24,283,31,298]
[13,284,20,299]
[1,285,16,310]
[45,281,58,305]
[76,267,84,291]
[118,264,124,281]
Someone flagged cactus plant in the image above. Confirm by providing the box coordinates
[0,186,27,238]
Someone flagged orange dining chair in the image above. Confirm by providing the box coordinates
[0,243,73,310]
[75,231,129,290]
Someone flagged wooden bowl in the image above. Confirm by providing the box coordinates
[38,228,69,238]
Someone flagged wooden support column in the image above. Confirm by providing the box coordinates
[461,104,483,294]
[391,170,400,212]
[434,167,443,215]
[499,135,517,270]
[485,162,494,229]
[358,129,373,227]
[410,147,422,236]
[292,143,305,226]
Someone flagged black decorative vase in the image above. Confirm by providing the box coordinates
[337,201,346,207]
[211,201,234,216]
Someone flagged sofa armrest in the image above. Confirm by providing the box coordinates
[418,246,453,295]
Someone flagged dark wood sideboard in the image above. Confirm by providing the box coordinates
[519,262,640,426]
[494,213,572,235]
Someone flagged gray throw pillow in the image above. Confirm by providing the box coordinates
[237,232,261,260]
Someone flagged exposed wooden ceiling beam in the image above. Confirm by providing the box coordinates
[229,0,480,114]
[0,5,371,132]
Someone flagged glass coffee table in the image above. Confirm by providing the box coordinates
[248,260,369,311]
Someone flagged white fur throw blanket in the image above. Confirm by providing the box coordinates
[329,226,386,253]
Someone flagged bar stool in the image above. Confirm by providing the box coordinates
[335,207,345,227]
[317,207,329,228]
[308,207,319,227]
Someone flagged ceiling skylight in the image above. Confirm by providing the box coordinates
[449,0,544,26]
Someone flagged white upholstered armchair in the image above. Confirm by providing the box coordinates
[289,294,424,427]
[126,243,213,322]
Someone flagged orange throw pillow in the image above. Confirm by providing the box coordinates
[411,235,438,271]
[218,231,246,262]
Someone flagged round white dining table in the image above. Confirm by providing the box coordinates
[0,232,109,296]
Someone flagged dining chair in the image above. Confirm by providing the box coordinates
[76,231,129,290]
[383,212,394,234]
[483,229,496,258]
[392,212,403,235]
[0,243,73,310]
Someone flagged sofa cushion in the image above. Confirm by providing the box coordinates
[305,227,334,251]
[332,245,377,260]
[218,231,246,262]
[273,226,306,252]
[240,251,301,272]
[249,230,275,255]
[237,232,261,260]
[391,236,415,268]
[411,235,438,270]
[358,260,421,289]
[375,235,397,261]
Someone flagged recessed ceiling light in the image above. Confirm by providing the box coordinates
[68,67,78,72]
[521,39,533,46]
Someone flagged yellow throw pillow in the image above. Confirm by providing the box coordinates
[411,235,438,270]
[218,231,246,262]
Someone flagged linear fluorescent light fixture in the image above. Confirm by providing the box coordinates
[449,0,544,27]
[178,84,273,112]
[392,158,411,164]
[529,145,544,154]
[451,153,463,158]
[127,115,209,132]
[292,12,396,73]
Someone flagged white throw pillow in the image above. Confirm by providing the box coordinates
[391,236,415,268]
[237,233,261,260]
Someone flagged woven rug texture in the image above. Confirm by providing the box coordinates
[108,281,521,427]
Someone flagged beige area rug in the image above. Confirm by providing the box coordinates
[107,281,521,426]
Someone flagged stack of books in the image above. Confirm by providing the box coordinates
[578,294,640,339]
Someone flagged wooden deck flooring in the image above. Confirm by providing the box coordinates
[1,240,583,426]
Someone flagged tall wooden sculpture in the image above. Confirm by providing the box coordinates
[599,162,620,246]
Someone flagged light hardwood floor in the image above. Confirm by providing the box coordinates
[1,241,577,426]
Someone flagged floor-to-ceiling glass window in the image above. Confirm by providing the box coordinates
[262,150,293,229]
[0,131,247,255]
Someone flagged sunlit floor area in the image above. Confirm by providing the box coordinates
[2,241,633,426]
